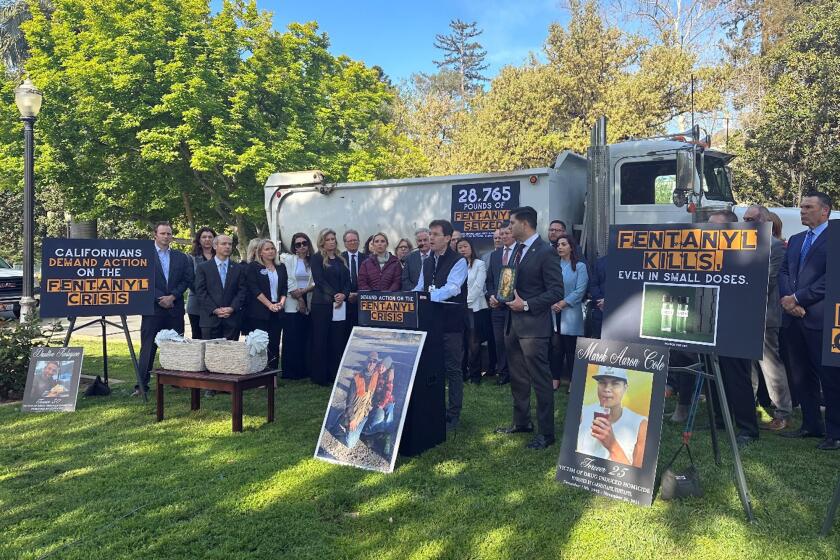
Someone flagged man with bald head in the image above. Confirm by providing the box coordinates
[743,204,792,430]
[195,234,247,340]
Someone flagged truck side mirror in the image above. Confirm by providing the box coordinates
[674,150,696,207]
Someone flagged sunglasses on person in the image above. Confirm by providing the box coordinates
[294,241,309,248]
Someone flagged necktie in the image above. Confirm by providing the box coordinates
[502,247,510,266]
[159,250,169,283]
[513,244,524,267]
[350,254,357,287]
[219,261,227,287]
[799,230,814,270]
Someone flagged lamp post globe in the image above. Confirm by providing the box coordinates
[14,78,43,323]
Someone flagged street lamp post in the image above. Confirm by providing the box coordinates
[14,79,43,323]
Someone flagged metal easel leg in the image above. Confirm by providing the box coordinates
[821,474,840,536]
[703,376,721,466]
[62,317,76,347]
[120,315,145,402]
[100,317,109,385]
[708,354,755,522]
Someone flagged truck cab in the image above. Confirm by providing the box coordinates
[608,140,735,225]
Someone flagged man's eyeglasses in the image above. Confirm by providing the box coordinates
[294,241,309,248]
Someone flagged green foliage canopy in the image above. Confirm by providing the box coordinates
[9,0,423,250]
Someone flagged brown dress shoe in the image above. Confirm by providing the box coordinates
[760,418,788,431]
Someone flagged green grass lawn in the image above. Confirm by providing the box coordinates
[1,338,838,559]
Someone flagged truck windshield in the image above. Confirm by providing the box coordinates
[701,154,735,203]
[0,256,9,268]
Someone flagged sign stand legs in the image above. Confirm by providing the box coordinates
[670,355,753,521]
[704,353,754,522]
[61,315,143,401]
[704,379,721,466]
[822,474,840,536]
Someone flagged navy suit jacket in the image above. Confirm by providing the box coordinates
[778,226,829,330]
[195,258,247,328]
[400,250,427,292]
[505,237,565,338]
[148,248,193,318]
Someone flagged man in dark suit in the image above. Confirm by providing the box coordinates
[708,210,761,447]
[743,204,792,431]
[485,223,516,384]
[401,228,431,291]
[134,222,194,396]
[778,192,840,450]
[587,254,607,338]
[491,207,564,449]
[342,229,362,331]
[195,234,247,341]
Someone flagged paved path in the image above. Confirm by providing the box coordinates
[45,315,144,340]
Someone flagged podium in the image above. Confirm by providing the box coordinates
[358,291,446,456]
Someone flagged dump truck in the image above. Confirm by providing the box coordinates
[263,118,826,256]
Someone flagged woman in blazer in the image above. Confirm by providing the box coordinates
[551,234,589,390]
[279,232,315,379]
[186,227,216,338]
[310,228,351,386]
[246,239,288,371]
[358,232,402,292]
[457,238,489,384]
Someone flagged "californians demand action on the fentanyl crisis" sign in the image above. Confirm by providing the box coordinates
[40,238,156,318]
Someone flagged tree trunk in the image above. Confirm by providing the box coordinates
[235,214,249,261]
[182,191,195,238]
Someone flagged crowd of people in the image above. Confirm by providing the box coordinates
[134,191,838,453]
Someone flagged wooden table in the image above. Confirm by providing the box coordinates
[153,368,279,432]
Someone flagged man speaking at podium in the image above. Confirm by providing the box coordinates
[414,219,468,431]
[491,206,564,449]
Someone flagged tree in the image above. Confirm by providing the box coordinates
[730,0,840,206]
[433,19,489,99]
[0,0,53,76]
[448,0,721,172]
[10,0,423,255]
[612,0,727,49]
[393,70,462,175]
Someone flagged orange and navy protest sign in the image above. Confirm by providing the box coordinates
[40,238,156,318]
[603,222,771,360]
[823,221,840,367]
[451,181,519,239]
[358,291,419,329]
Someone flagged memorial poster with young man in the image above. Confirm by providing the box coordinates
[40,238,156,318]
[823,220,840,367]
[22,347,85,412]
[556,338,669,507]
[602,222,772,360]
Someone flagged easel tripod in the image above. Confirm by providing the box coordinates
[670,353,754,522]
[61,315,145,401]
